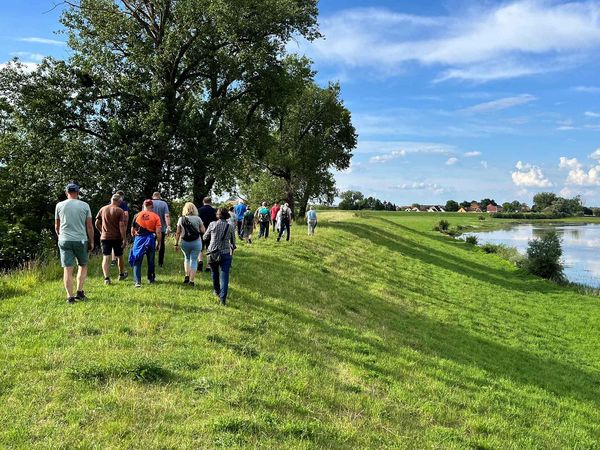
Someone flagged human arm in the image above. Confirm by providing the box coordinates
[86,218,94,251]
[94,212,102,233]
[174,219,182,248]
[202,222,213,242]
[165,212,171,234]
[120,215,127,247]
[156,229,162,250]
[55,219,60,237]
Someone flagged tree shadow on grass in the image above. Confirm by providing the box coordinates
[234,253,600,409]
[320,220,561,295]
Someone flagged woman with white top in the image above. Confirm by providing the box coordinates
[174,202,205,286]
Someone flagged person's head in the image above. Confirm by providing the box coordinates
[143,199,154,211]
[116,190,125,200]
[182,202,198,217]
[262,201,267,207]
[238,199,244,205]
[152,191,161,200]
[111,193,122,205]
[203,196,212,205]
[65,183,80,199]
[273,201,279,206]
[216,207,230,220]
[310,206,315,211]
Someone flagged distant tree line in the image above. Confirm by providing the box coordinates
[338,191,399,211]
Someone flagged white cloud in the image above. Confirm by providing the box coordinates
[369,150,406,163]
[481,161,489,169]
[302,1,600,82]
[559,157,583,170]
[10,52,45,63]
[585,111,600,118]
[460,94,535,113]
[0,61,38,73]
[464,151,481,157]
[511,161,552,187]
[19,37,65,46]
[391,182,448,194]
[565,166,600,185]
[590,148,600,159]
[446,157,459,165]
[573,86,600,93]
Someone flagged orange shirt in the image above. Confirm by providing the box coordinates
[133,211,162,235]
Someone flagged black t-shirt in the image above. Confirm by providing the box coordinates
[198,205,217,229]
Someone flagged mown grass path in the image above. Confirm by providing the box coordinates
[1,212,599,448]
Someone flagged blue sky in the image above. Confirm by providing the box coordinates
[3,1,600,206]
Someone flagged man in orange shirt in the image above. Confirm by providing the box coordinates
[128,199,162,287]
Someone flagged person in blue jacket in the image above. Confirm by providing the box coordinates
[233,200,247,239]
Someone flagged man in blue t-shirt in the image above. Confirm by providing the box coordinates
[233,200,247,239]
[152,192,171,267]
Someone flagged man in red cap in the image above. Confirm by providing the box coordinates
[128,199,162,287]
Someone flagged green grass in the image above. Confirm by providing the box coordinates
[1,211,600,448]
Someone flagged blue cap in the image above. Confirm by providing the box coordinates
[66,183,80,193]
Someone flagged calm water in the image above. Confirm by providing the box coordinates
[466,223,600,288]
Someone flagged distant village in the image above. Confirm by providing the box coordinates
[400,201,531,214]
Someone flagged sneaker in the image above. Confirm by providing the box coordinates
[104,277,111,286]
[134,282,141,288]
[213,290,219,297]
[248,239,252,244]
[75,291,87,301]
[67,296,77,304]
[148,279,155,284]
[118,272,128,281]
[204,267,211,273]
[111,260,116,266]
[183,276,190,284]
[199,261,204,272]
[219,299,226,306]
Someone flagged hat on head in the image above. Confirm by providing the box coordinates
[66,183,80,193]
[144,199,154,207]
[111,194,122,201]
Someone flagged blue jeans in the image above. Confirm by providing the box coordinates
[210,253,232,302]
[277,220,290,241]
[180,239,202,271]
[133,246,155,284]
[258,221,269,238]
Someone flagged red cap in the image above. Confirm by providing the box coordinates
[143,199,153,207]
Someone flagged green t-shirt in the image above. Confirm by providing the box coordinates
[55,199,92,242]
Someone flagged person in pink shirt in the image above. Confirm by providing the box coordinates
[270,202,280,232]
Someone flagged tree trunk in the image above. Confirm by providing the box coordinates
[193,168,215,205]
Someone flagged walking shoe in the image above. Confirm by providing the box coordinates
[199,261,204,272]
[213,290,219,297]
[219,299,226,306]
[67,296,77,304]
[248,239,252,244]
[148,279,155,284]
[118,272,128,281]
[111,260,116,266]
[104,277,111,286]
[204,267,211,273]
[183,276,190,284]
[134,282,141,288]
[75,291,87,301]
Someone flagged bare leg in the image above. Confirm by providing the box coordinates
[102,255,111,278]
[63,267,74,297]
[117,256,125,274]
[189,268,197,283]
[184,260,190,277]
[76,265,88,292]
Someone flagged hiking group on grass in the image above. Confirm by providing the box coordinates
[54,184,318,306]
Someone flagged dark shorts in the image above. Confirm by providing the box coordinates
[101,239,123,257]
[58,240,88,267]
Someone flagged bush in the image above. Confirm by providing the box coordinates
[478,215,486,221]
[480,243,526,266]
[481,243,498,253]
[465,235,478,245]
[524,230,565,282]
[492,212,568,220]
[438,219,450,231]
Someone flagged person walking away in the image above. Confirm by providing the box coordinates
[55,183,94,303]
[277,203,293,242]
[95,194,128,285]
[129,199,162,287]
[270,202,280,232]
[227,206,237,229]
[151,192,171,267]
[256,202,271,239]
[242,205,255,244]
[111,190,130,265]
[306,206,318,236]
[204,207,236,305]
[174,202,205,286]
[233,200,246,239]
[197,196,217,273]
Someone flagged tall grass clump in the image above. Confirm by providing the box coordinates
[465,235,478,245]
[524,230,565,282]
[433,219,450,232]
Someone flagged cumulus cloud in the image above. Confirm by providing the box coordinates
[460,94,536,113]
[464,151,481,157]
[300,1,600,82]
[565,166,600,185]
[10,52,45,63]
[590,148,600,159]
[446,157,459,165]
[511,161,552,187]
[559,156,583,170]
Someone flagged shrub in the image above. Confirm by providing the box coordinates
[465,235,478,245]
[524,230,565,282]
[481,243,498,254]
[446,226,461,237]
[0,222,45,271]
[478,215,486,221]
[438,219,450,231]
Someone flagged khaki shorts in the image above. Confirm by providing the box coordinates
[58,240,89,267]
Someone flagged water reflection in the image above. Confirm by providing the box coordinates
[467,223,600,288]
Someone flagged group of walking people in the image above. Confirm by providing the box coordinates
[54,184,318,306]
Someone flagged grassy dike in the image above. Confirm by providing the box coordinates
[1,211,600,448]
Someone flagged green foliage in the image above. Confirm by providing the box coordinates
[465,235,478,245]
[0,221,55,270]
[492,212,568,219]
[338,191,398,211]
[533,192,558,210]
[444,200,459,212]
[438,219,450,231]
[524,230,565,282]
[478,215,486,221]
[481,243,526,266]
